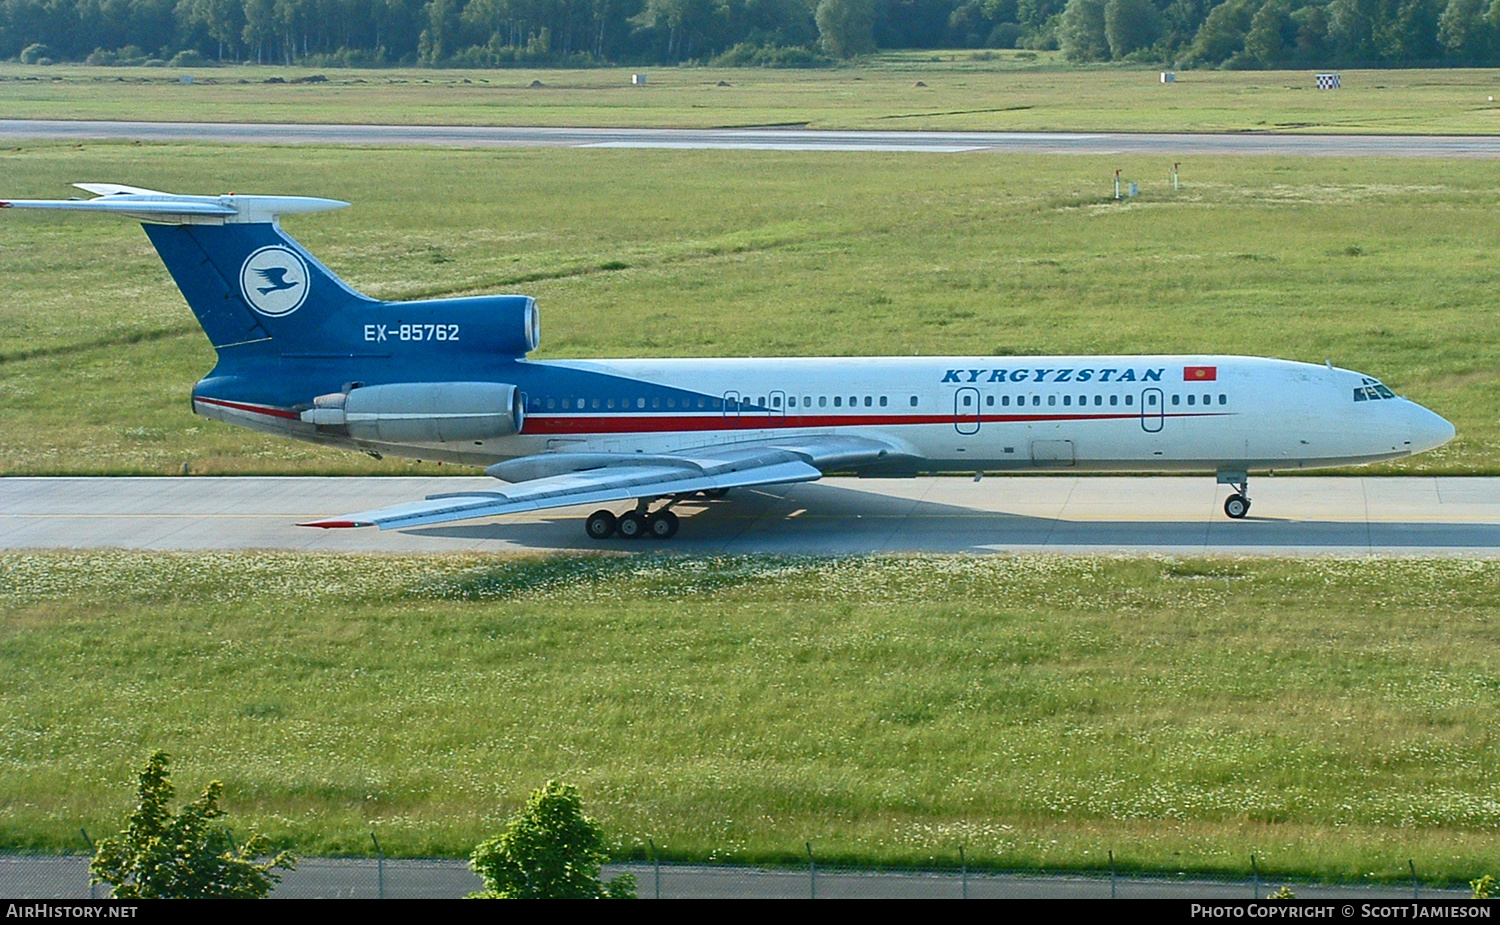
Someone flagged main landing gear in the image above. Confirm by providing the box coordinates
[585,500,681,540]
[1218,470,1251,519]
[584,489,731,540]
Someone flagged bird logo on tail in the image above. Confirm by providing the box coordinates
[239,245,310,316]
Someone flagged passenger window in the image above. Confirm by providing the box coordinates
[607,398,616,409]
[1171,395,1180,406]
[1109,395,1117,406]
[1063,395,1071,406]
[637,398,645,409]
[592,398,601,409]
[803,396,811,407]
[879,396,888,407]
[652,397,660,409]
[1188,395,1196,406]
[849,396,856,406]
[546,397,556,410]
[1094,395,1102,406]
[1002,395,1010,407]
[864,396,872,407]
[1219,394,1226,405]
[986,395,994,406]
[909,396,918,407]
[667,398,676,409]
[963,394,972,407]
[773,395,782,408]
[1126,394,1134,406]
[821,396,828,408]
[1032,395,1041,407]
[834,396,842,407]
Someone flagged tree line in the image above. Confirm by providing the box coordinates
[4,0,1499,68]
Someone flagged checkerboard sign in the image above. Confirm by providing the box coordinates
[1316,73,1341,90]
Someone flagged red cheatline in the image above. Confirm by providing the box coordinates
[1184,366,1217,381]
[298,520,372,529]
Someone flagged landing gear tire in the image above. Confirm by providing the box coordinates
[617,511,648,539]
[585,510,618,540]
[647,510,680,539]
[1224,494,1251,519]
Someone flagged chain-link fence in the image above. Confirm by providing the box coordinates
[0,854,1477,899]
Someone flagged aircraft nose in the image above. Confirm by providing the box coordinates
[1405,402,1455,454]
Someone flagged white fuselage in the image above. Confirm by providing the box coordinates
[356,354,1452,475]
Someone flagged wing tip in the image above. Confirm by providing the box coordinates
[298,519,374,529]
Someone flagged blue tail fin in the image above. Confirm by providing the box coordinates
[143,221,375,356]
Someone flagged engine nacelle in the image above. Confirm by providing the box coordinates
[302,381,524,444]
[371,294,539,356]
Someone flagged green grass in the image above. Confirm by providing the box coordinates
[2,142,1499,474]
[1,552,1497,883]
[8,57,1500,134]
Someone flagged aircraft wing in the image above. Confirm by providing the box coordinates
[301,435,905,530]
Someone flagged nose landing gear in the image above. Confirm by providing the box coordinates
[1218,470,1251,519]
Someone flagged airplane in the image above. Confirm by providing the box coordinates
[1,184,1456,539]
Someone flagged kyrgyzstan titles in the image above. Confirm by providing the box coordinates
[941,367,1165,384]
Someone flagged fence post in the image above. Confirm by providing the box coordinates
[80,828,95,900]
[806,842,816,900]
[371,831,383,899]
[1251,854,1260,900]
[649,837,659,900]
[1410,860,1418,900]
[1110,849,1116,900]
[960,845,967,899]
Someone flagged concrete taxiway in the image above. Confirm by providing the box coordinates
[7,120,1500,157]
[4,475,1499,555]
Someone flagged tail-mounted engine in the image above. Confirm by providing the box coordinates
[301,381,525,444]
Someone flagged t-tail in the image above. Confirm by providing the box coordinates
[2,184,538,448]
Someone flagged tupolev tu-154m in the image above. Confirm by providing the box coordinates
[1,184,1455,539]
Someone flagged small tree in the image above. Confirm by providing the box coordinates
[469,780,635,899]
[90,751,294,899]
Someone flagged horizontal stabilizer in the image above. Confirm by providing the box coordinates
[1,184,348,225]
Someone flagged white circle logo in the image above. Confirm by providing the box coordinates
[239,245,310,317]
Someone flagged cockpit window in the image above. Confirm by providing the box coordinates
[1355,378,1397,402]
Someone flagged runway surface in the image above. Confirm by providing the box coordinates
[5,119,1500,156]
[5,475,1500,555]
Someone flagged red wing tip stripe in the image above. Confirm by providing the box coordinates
[298,520,373,529]
[195,397,300,420]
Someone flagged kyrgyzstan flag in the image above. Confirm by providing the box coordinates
[1184,365,1217,381]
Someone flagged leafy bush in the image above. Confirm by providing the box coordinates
[1474,875,1496,899]
[19,43,53,64]
[469,780,635,899]
[90,751,294,899]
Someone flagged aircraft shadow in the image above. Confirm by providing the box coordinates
[402,481,1500,554]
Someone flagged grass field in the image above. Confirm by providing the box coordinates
[2,142,1499,475]
[1,552,1496,882]
[7,56,1500,134]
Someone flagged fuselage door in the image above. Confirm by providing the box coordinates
[1141,387,1164,433]
[723,390,742,427]
[954,387,981,435]
[768,390,787,424]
